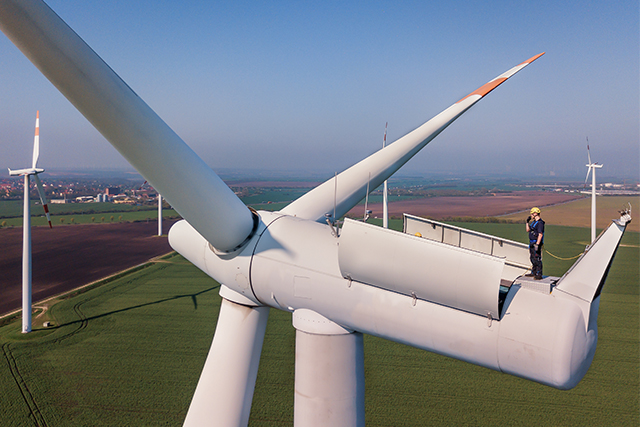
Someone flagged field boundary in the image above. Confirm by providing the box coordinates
[0,251,176,326]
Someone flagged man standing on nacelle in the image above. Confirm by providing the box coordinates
[526,207,545,280]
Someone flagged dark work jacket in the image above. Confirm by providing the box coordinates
[529,219,545,244]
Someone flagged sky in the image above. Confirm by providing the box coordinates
[1,0,638,182]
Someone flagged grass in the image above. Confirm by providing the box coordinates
[0,210,179,227]
[235,188,310,206]
[0,188,304,226]
[0,224,637,426]
[0,200,163,217]
[0,254,216,426]
[0,200,179,228]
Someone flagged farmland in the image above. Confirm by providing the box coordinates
[0,219,637,426]
[350,190,585,221]
[500,195,640,234]
[0,221,177,316]
[0,200,179,227]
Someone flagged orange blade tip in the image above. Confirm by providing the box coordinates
[521,52,545,65]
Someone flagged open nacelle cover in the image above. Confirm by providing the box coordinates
[403,214,531,281]
[338,218,511,318]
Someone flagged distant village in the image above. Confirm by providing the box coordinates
[0,177,159,205]
[0,175,638,204]
[0,175,268,205]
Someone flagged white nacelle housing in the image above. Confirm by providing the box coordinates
[169,210,630,390]
[497,282,598,389]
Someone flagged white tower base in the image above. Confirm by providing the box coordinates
[183,297,269,427]
[22,174,32,334]
[293,309,365,427]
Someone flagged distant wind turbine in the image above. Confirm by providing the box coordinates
[382,123,388,228]
[158,193,163,236]
[140,180,163,236]
[8,110,52,334]
[585,140,603,243]
[0,2,631,425]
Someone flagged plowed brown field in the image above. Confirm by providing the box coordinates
[0,220,176,316]
[350,191,584,220]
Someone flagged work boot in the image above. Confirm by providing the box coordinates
[534,275,543,280]
[525,272,535,277]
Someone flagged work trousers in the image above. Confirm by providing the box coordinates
[529,243,543,278]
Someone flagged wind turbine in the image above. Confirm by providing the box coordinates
[382,123,389,228]
[585,141,603,243]
[362,173,372,222]
[140,180,163,236]
[8,110,52,334]
[0,1,631,426]
[158,194,163,236]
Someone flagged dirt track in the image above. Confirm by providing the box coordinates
[0,220,177,316]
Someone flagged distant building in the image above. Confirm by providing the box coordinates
[0,183,11,196]
[51,199,71,204]
[96,193,110,203]
[112,195,135,204]
[105,187,120,195]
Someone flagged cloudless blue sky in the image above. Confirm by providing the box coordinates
[1,0,638,181]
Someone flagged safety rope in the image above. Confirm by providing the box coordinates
[544,249,583,261]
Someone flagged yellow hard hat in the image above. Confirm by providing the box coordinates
[530,207,541,215]
[414,232,423,237]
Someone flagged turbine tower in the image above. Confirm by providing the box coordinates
[140,180,163,236]
[0,1,631,425]
[585,142,603,243]
[158,193,163,236]
[382,123,388,229]
[8,110,52,333]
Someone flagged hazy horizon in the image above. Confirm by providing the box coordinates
[4,166,637,187]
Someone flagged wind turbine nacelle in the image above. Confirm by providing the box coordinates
[169,210,615,390]
[8,167,44,176]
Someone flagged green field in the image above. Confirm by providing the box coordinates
[1,224,638,426]
[0,200,179,227]
[0,200,169,217]
[235,188,310,206]
[0,192,296,227]
[0,210,180,227]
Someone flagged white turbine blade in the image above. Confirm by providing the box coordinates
[584,167,591,186]
[33,174,52,228]
[282,53,545,221]
[184,298,269,427]
[31,110,39,169]
[586,142,592,166]
[0,0,254,252]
